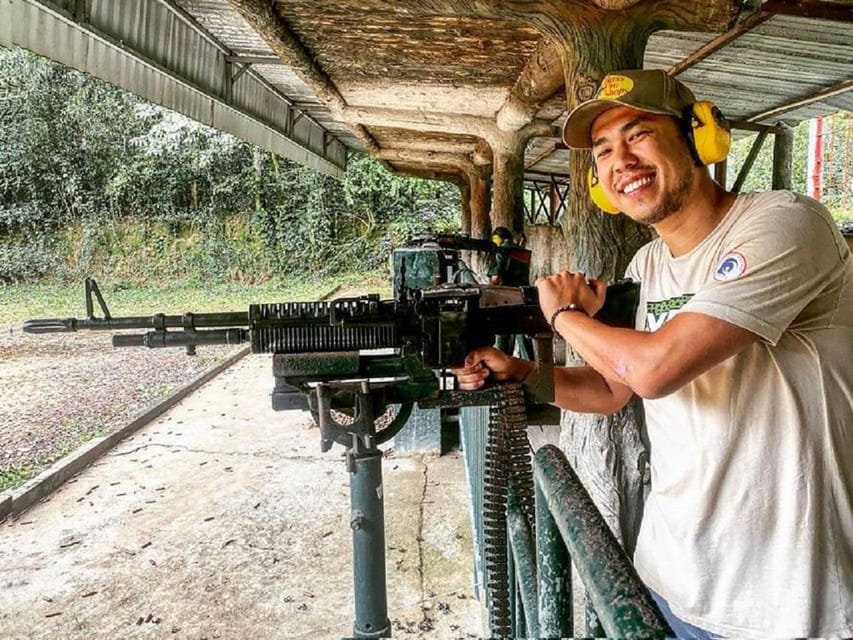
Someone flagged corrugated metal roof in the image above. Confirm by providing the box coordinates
[648,15,853,124]
[1,0,348,175]
[6,1,852,183]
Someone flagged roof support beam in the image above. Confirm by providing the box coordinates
[341,107,499,139]
[525,141,567,169]
[732,128,770,193]
[374,149,483,182]
[496,39,565,132]
[224,55,284,65]
[225,0,383,156]
[667,10,772,77]
[746,79,853,122]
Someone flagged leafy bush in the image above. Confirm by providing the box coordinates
[0,48,460,284]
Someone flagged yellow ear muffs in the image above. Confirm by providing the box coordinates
[689,101,731,166]
[587,167,620,214]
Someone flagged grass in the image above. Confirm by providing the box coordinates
[0,426,105,492]
[0,270,392,327]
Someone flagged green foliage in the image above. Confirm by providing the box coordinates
[0,48,461,284]
[727,112,852,223]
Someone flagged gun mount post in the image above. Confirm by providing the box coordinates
[312,380,391,638]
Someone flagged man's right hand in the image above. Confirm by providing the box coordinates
[450,347,535,390]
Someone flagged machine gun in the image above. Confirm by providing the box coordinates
[23,277,639,638]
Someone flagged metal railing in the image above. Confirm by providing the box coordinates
[500,444,672,639]
[459,391,672,639]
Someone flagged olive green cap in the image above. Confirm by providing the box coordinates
[562,69,696,149]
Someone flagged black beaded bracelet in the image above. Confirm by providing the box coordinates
[549,303,587,333]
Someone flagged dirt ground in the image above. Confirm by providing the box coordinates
[0,355,484,639]
[0,326,240,485]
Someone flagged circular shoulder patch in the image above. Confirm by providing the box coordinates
[713,252,747,281]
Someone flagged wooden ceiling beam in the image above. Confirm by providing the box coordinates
[341,106,495,138]
[374,148,487,182]
[377,138,480,155]
[496,39,565,132]
[390,166,465,185]
[375,148,470,167]
[525,141,568,169]
[225,0,381,154]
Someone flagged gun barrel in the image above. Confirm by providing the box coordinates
[23,311,250,334]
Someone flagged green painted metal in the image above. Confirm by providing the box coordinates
[534,445,672,640]
[535,481,573,638]
[459,405,490,601]
[507,490,539,637]
[349,443,391,638]
[392,247,456,296]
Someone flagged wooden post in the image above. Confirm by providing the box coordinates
[489,132,527,236]
[470,173,492,276]
[772,123,794,190]
[459,179,472,236]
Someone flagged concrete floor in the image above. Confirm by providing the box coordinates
[0,356,484,639]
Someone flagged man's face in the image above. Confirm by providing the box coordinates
[590,105,696,225]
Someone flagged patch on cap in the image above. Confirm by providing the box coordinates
[596,75,635,100]
[713,252,747,281]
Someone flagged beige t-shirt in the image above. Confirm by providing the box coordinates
[625,191,853,639]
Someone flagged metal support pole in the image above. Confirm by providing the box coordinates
[348,434,391,638]
[772,123,794,190]
[534,445,672,640]
[535,480,572,638]
[732,130,769,194]
[713,158,728,189]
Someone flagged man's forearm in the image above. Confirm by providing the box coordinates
[551,309,759,399]
[551,365,632,414]
[552,311,657,395]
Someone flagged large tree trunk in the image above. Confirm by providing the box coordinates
[525,223,570,281]
[547,15,656,557]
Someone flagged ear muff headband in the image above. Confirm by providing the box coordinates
[688,101,731,166]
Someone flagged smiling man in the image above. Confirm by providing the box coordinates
[453,69,853,638]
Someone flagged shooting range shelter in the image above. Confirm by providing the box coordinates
[3,0,851,267]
